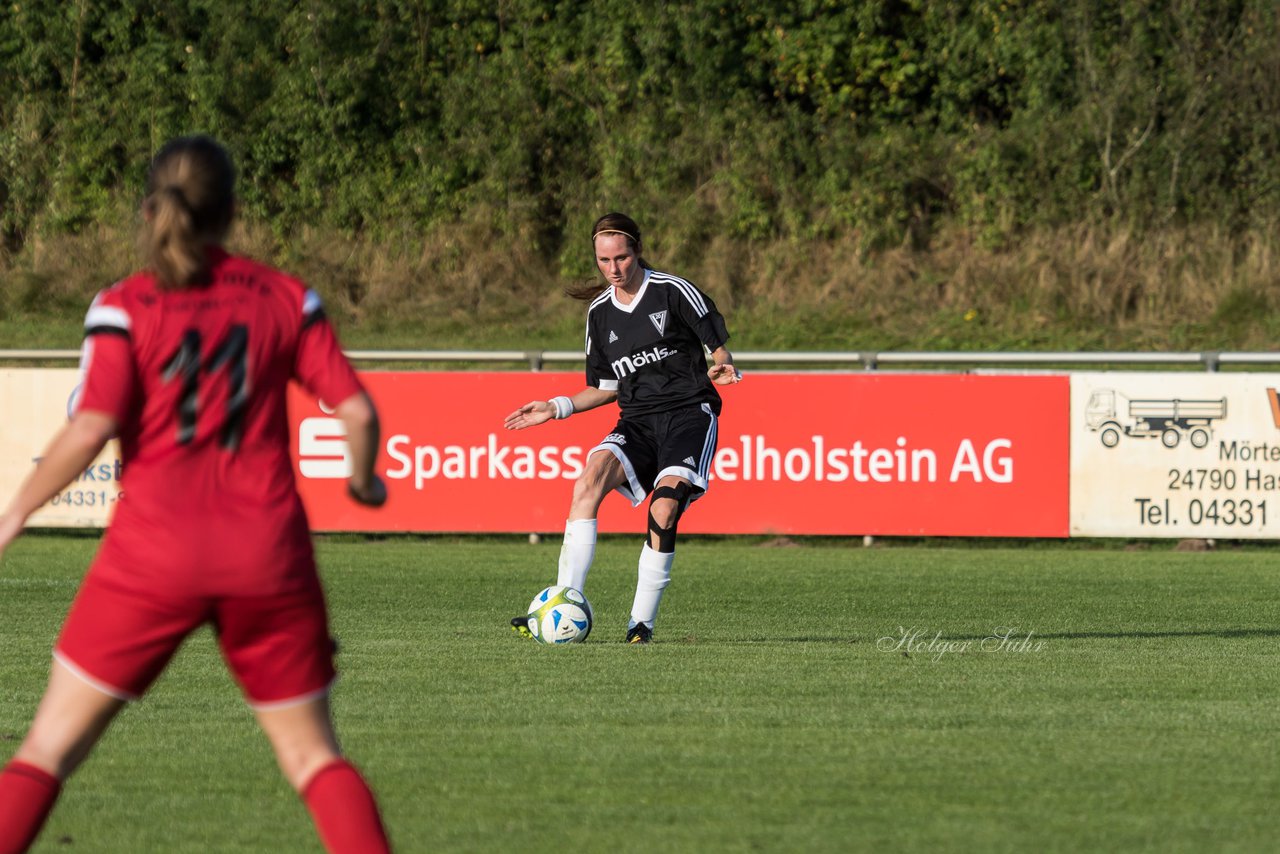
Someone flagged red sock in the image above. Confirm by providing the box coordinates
[302,759,391,853]
[0,760,62,854]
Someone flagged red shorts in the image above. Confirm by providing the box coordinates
[55,570,336,708]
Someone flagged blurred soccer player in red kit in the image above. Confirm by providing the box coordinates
[0,136,392,853]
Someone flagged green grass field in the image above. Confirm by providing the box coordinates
[3,535,1280,853]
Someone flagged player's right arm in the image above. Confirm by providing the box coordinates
[505,308,619,430]
[0,411,119,562]
[0,288,129,561]
[503,387,617,431]
[0,286,129,560]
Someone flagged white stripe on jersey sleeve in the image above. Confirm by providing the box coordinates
[598,379,619,391]
[303,288,324,320]
[654,272,709,317]
[84,302,131,332]
[586,289,611,354]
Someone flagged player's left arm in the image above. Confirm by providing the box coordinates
[0,410,119,562]
[670,279,741,385]
[292,288,387,506]
[334,391,386,507]
[293,289,365,410]
[707,346,742,385]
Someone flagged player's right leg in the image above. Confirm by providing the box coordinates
[255,697,390,854]
[0,660,126,853]
[2,566,201,853]
[560,449,628,589]
[512,449,627,638]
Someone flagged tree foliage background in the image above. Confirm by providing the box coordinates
[3,0,1279,348]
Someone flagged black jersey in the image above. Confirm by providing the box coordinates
[584,269,730,418]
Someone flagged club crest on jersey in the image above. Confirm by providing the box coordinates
[649,311,668,335]
[608,330,619,343]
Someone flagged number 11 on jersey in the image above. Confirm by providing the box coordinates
[161,325,250,450]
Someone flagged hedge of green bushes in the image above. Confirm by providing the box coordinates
[3,0,1277,266]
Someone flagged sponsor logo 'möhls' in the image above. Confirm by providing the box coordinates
[611,346,676,379]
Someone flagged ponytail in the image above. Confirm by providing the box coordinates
[141,135,235,289]
[145,186,206,288]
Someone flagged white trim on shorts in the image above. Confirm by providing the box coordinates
[594,403,719,506]
[53,650,139,702]
[589,443,646,507]
[247,676,337,712]
[653,403,718,500]
[654,466,707,495]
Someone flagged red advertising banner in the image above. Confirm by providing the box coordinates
[290,372,1069,537]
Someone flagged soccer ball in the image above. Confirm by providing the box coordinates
[525,585,593,644]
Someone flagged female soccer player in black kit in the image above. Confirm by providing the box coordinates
[504,212,740,643]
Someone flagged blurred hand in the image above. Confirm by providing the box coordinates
[0,512,24,565]
[708,364,742,385]
[348,474,388,508]
[504,401,554,430]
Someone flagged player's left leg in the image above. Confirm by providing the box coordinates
[223,583,391,854]
[628,476,695,644]
[0,659,127,853]
[627,403,717,643]
[255,697,391,854]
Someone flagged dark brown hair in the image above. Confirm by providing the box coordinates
[142,135,235,289]
[565,211,652,301]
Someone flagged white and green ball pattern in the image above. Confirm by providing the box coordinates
[526,585,593,644]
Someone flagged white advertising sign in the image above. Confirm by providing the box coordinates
[1071,371,1280,538]
[0,369,120,528]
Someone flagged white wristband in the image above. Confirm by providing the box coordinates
[550,396,575,420]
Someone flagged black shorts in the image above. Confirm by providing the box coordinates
[590,403,719,506]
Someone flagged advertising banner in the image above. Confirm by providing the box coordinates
[292,372,1071,536]
[0,369,121,528]
[1070,371,1280,538]
[0,368,1070,537]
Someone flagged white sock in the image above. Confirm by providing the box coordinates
[629,544,674,628]
[556,519,597,592]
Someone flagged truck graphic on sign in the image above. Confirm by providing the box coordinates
[1085,389,1227,449]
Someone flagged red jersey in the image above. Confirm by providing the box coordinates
[76,248,364,597]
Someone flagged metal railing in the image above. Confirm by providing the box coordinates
[2,348,1279,371]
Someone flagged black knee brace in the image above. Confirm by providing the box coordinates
[648,482,693,553]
